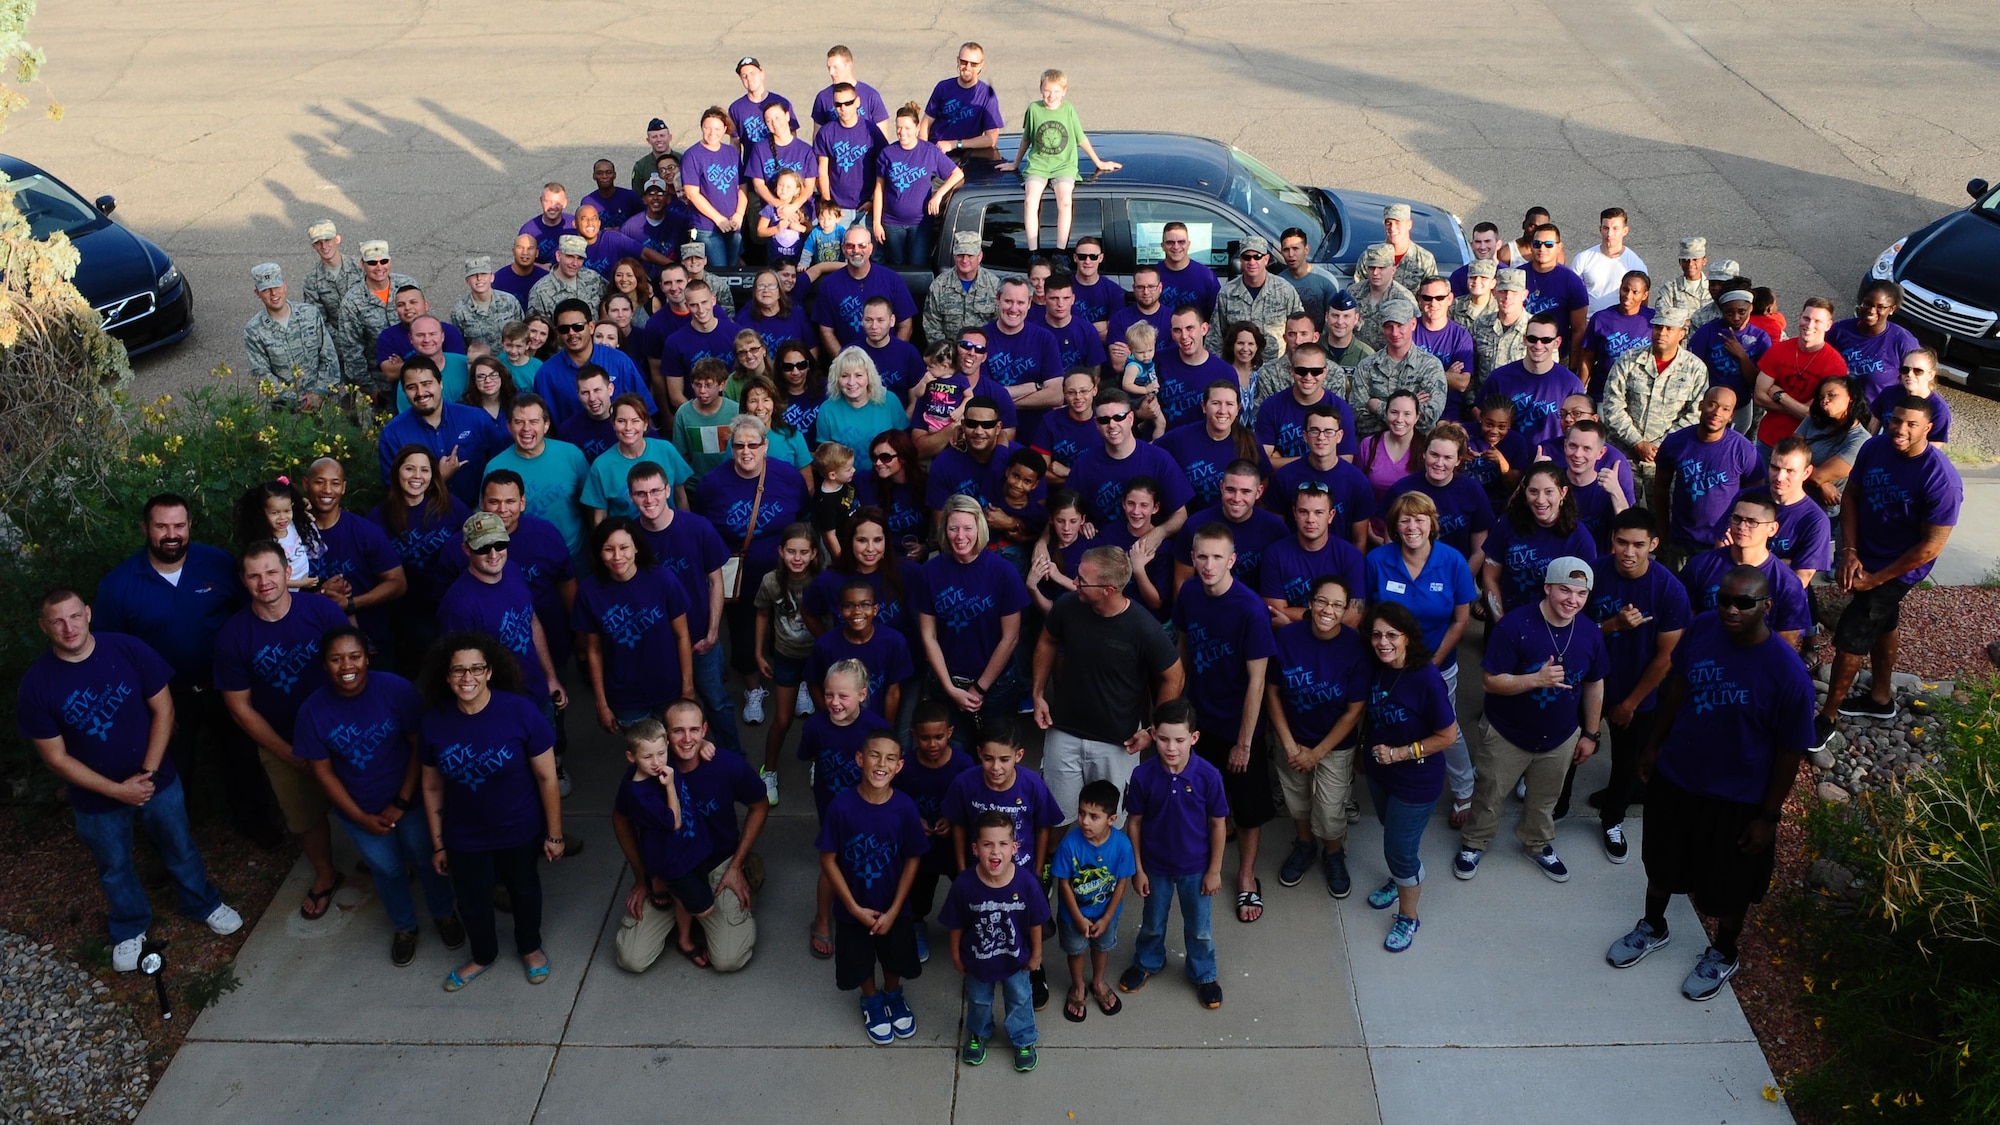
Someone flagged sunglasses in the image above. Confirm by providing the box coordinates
[956,341,987,353]
[1898,364,1933,375]
[956,57,980,66]
[470,541,509,555]
[834,99,857,108]
[963,418,1000,430]
[1095,411,1132,426]
[873,451,900,463]
[1715,594,1768,611]
[1239,251,1266,261]
[1418,293,1451,302]
[1524,334,1560,345]
[1295,480,1331,494]
[1073,252,1101,261]
[363,258,389,266]
[780,359,813,371]
[1530,240,1558,248]
[1291,366,1326,377]
[731,440,765,450]
[556,322,591,334]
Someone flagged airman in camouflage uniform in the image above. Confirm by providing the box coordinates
[1654,236,1712,318]
[1684,258,1738,331]
[1450,259,1498,330]
[527,235,608,318]
[923,231,1001,344]
[1354,243,1417,349]
[1351,204,1439,292]
[449,255,525,351]
[300,218,362,332]
[1601,306,1708,508]
[1349,298,1447,435]
[1471,268,1531,399]
[679,242,736,317]
[334,239,417,385]
[242,263,339,402]
[1207,235,1304,360]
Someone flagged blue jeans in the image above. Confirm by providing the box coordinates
[1367,779,1437,887]
[965,968,1038,1046]
[697,228,741,268]
[692,646,740,755]
[928,667,1021,754]
[334,811,456,932]
[72,776,221,942]
[881,223,933,268]
[1133,871,1216,984]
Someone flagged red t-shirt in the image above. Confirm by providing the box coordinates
[1756,339,1848,445]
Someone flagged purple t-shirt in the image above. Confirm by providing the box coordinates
[747,135,815,187]
[1173,579,1279,732]
[729,92,798,148]
[1484,519,1598,613]
[939,865,1052,982]
[1688,319,1774,397]
[781,385,826,438]
[1039,314,1108,376]
[490,263,547,307]
[367,496,470,614]
[292,672,422,815]
[437,569,550,700]
[1585,305,1654,392]
[16,634,176,814]
[815,786,929,914]
[621,210,691,273]
[858,336,926,399]
[1362,661,1456,803]
[1482,603,1609,753]
[800,709,893,816]
[1065,443,1195,527]
[1414,319,1475,416]
[659,317,743,380]
[1585,557,1693,712]
[924,78,1005,142]
[1870,387,1952,444]
[812,119,884,209]
[979,321,1066,408]
[1267,458,1377,541]
[1258,534,1366,611]
[1567,478,1618,555]
[571,566,690,711]
[581,186,643,229]
[1384,473,1495,562]
[740,305,816,356]
[1753,491,1834,574]
[812,81,888,128]
[519,213,575,262]
[1123,754,1228,877]
[1152,351,1235,430]
[1156,425,1270,510]
[1828,319,1921,399]
[1270,622,1370,749]
[419,691,554,852]
[807,628,915,716]
[556,412,620,464]
[1464,428,1535,512]
[1535,438,1636,508]
[1522,264,1590,325]
[1655,614,1817,804]
[1483,362,1584,447]
[694,461,812,587]
[1657,426,1763,548]
[535,345,655,427]
[1678,549,1813,635]
[1254,392,1359,459]
[894,747,976,830]
[804,567,913,645]
[1030,408,1098,470]
[679,143,744,231]
[635,514,729,644]
[615,769,712,881]
[1170,505,1289,591]
[926,444,1015,509]
[812,266,915,346]
[1096,521,1180,621]
[913,371,1018,433]
[1071,277,1128,326]
[913,551,1030,680]
[1157,260,1220,321]
[312,511,404,648]
[212,595,352,741]
[680,752,766,859]
[874,142,956,227]
[941,767,1065,870]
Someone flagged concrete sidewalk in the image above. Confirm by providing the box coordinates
[138,658,1794,1124]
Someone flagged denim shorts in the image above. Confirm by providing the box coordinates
[1056,905,1121,955]
[770,650,808,688]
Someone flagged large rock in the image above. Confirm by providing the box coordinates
[1816,780,1852,804]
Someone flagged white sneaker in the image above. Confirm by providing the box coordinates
[760,767,780,807]
[205,904,244,936]
[795,691,815,717]
[556,765,573,798]
[743,687,770,725]
[112,933,146,973]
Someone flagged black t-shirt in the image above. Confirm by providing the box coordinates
[1043,594,1180,745]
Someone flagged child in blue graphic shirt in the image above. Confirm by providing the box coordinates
[817,732,928,1044]
[1119,321,1167,438]
[941,811,1051,1072]
[1052,779,1136,1021]
[800,205,850,266]
[940,737,1065,1012]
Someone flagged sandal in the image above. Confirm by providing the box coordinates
[1062,991,1088,1023]
[810,929,834,960]
[679,943,712,970]
[1093,986,1123,1016]
[300,872,345,920]
[1448,798,1474,830]
[442,961,491,992]
[1235,878,1264,923]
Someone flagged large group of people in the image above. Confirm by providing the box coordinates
[25,43,1969,1072]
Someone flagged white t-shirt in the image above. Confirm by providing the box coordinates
[1569,245,1649,314]
[276,524,313,584]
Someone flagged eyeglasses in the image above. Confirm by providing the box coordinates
[1726,514,1773,527]
[1291,366,1326,377]
[840,599,878,610]
[835,99,857,108]
[843,243,871,253]
[556,322,590,334]
[470,542,509,555]
[956,341,987,353]
[1094,411,1132,426]
[1310,597,1349,611]
[780,359,812,371]
[1524,334,1560,345]
[963,418,1000,430]
[1530,240,1558,248]
[1304,426,1339,438]
[448,664,490,679]
[731,440,765,450]
[1418,293,1451,303]
[1073,252,1101,261]
[754,282,778,291]
[1715,594,1769,610]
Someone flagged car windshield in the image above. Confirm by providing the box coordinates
[1227,147,1324,248]
[5,174,102,239]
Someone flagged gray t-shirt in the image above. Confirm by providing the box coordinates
[1043,593,1180,745]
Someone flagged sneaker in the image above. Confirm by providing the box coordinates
[1810,714,1837,752]
[915,921,930,963]
[1278,838,1320,887]
[112,933,146,973]
[759,767,780,807]
[1030,967,1050,1011]
[743,687,770,725]
[391,929,419,967]
[861,994,894,1044]
[204,904,244,936]
[1838,693,1896,719]
[436,915,467,950]
[1452,848,1484,880]
[1513,777,1527,800]
[1606,919,1670,968]
[1117,965,1152,993]
[1013,1044,1038,1072]
[1384,912,1421,953]
[556,765,573,799]
[1345,799,1361,824]
[1366,880,1399,910]
[1529,845,1571,883]
[560,834,585,858]
[1602,823,1629,863]
[795,691,815,717]
[961,1033,987,1066]
[1322,850,1352,899]
[882,989,916,1038]
[1196,980,1223,1009]
[1681,946,1740,1001]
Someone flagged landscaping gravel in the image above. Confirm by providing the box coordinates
[0,930,149,1122]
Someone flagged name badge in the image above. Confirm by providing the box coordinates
[1429,582,1445,592]
[1385,580,1407,594]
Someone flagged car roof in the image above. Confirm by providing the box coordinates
[959,132,1236,197]
[0,153,51,180]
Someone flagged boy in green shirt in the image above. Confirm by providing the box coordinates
[1001,69,1120,254]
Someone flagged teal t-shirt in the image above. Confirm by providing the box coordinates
[581,438,695,519]
[395,354,471,412]
[487,439,591,555]
[1022,100,1084,179]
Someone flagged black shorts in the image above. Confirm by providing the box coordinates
[1195,719,1276,829]
[1832,581,1913,656]
[651,861,718,915]
[833,909,923,991]
[1640,775,1776,918]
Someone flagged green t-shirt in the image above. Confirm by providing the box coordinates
[1022,101,1084,179]
[671,398,741,480]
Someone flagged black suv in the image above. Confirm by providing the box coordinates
[1868,177,2000,396]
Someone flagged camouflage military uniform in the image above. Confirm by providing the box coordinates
[334,271,417,382]
[1353,243,1439,293]
[1686,301,1720,330]
[693,272,736,317]
[242,302,340,399]
[1449,294,1495,332]
[1207,273,1304,360]
[1600,344,1710,508]
[1355,281,1417,349]
[923,267,1001,344]
[450,290,525,351]
[527,268,609,318]
[1349,346,1448,435]
[302,256,362,333]
[1654,275,1709,316]
[1323,339,1372,403]
[1471,313,1528,400]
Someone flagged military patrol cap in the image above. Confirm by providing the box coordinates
[1494,268,1527,292]
[557,234,588,257]
[462,511,510,552]
[680,241,707,261]
[1359,243,1396,268]
[951,231,982,255]
[1678,237,1708,259]
[464,255,495,277]
[1378,299,1418,324]
[1382,203,1412,222]
[307,219,338,242]
[1239,234,1272,258]
[1467,260,1497,279]
[1705,259,1742,282]
[1651,306,1691,328]
[250,263,284,291]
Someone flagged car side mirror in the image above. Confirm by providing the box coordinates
[1968,179,1990,201]
[94,195,116,214]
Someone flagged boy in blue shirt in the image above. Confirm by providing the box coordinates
[941,810,1051,1072]
[817,732,928,1044]
[1053,779,1136,1021]
[1118,699,1229,1009]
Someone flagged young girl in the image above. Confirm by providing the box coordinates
[1094,479,1172,620]
[756,169,816,262]
[1027,490,1089,615]
[999,70,1121,253]
[235,479,320,590]
[499,320,542,388]
[755,524,823,770]
[1465,395,1529,516]
[462,354,518,421]
[1119,322,1167,438]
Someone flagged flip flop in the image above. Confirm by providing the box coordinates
[1236,878,1264,923]
[1093,988,1123,1016]
[810,929,834,960]
[1062,993,1088,1023]
[678,943,712,970]
[300,872,345,920]
[442,962,491,992]
[1448,798,1474,830]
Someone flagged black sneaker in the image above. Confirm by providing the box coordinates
[436,914,467,950]
[1837,693,1896,719]
[1322,850,1352,899]
[1602,823,1629,863]
[391,929,419,967]
[1278,838,1320,887]
[1810,714,1837,752]
[559,834,586,858]
[1586,789,1607,811]
[1030,967,1050,1011]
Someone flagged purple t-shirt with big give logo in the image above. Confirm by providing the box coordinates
[1585,305,1655,392]
[814,786,928,914]
[680,752,765,859]
[1585,557,1691,711]
[807,628,915,717]
[1258,534,1366,612]
[312,512,404,649]
[811,266,915,346]
[15,633,176,814]
[1270,622,1370,749]
[1678,549,1813,635]
[924,78,1005,142]
[913,551,1030,681]
[1657,426,1762,548]
[694,461,812,587]
[419,690,555,852]
[812,119,884,209]
[1522,264,1590,324]
[727,92,797,148]
[799,708,893,817]
[1172,579,1278,731]
[1655,613,1817,804]
[1156,425,1269,510]
[1688,319,1773,397]
[1482,361,1584,448]
[636,514,729,644]
[292,671,422,814]
[1827,318,1921,400]
[875,143,957,227]
[1362,661,1456,803]
[570,565,690,712]
[212,594,352,741]
[1157,260,1220,322]
[1152,351,1234,430]
[1483,519,1597,613]
[748,136,815,186]
[1171,505,1289,591]
[1254,392,1358,459]
[1481,603,1610,753]
[437,569,550,700]
[1064,443,1195,528]
[615,770,712,881]
[679,143,744,232]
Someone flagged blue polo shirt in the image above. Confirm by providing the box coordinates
[377,403,508,508]
[1364,543,1478,669]
[533,345,655,427]
[92,545,243,687]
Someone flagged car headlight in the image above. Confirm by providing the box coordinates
[1869,238,1904,280]
[156,265,181,292]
